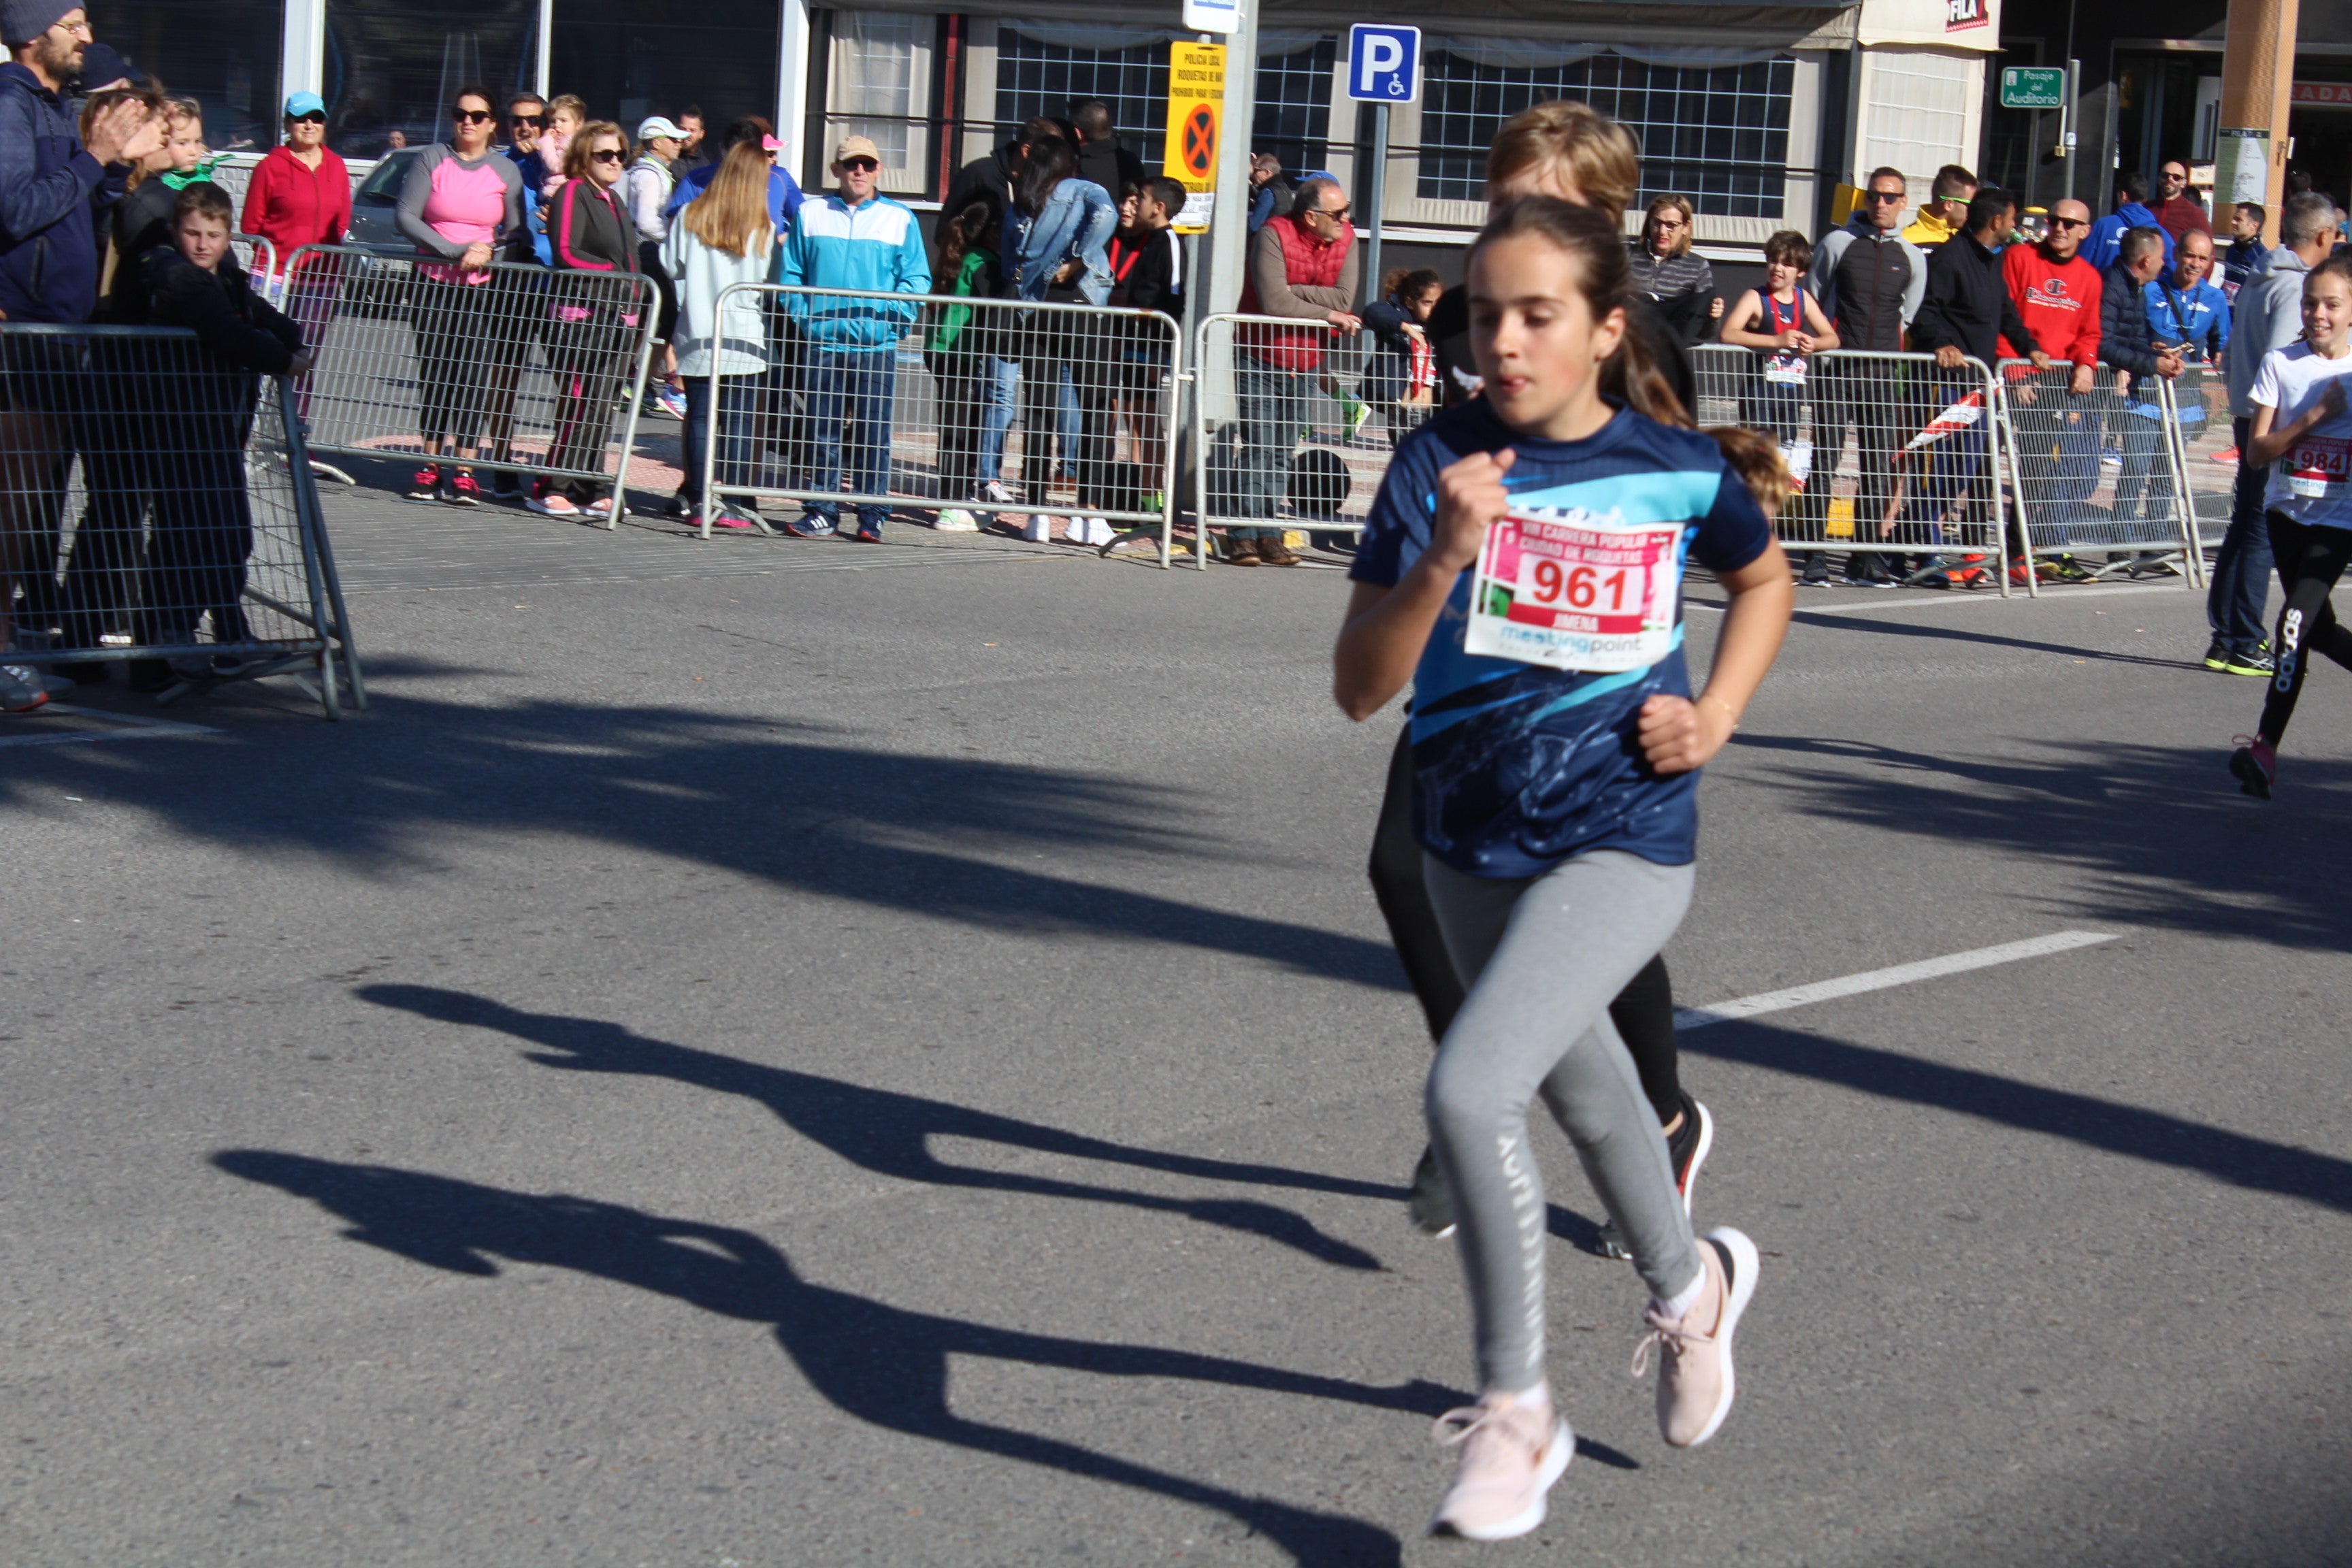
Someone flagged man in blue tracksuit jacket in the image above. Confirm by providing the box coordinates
[777,133,928,541]
[2082,171,2176,275]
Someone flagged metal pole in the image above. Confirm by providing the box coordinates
[1361,101,1388,309]
[1208,7,1257,310]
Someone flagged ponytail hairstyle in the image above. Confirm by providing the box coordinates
[938,199,994,272]
[1470,197,1791,512]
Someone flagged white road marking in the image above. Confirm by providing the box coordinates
[0,704,220,749]
[1674,931,2119,1031]
[1688,582,2196,617]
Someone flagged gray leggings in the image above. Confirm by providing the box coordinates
[1423,849,1704,1394]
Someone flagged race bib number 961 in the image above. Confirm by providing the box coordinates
[1464,509,1683,673]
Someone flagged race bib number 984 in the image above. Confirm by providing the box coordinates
[1464,509,1683,673]
[2287,434,2351,502]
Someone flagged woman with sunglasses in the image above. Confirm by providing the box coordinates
[1629,194,1722,346]
[240,93,350,423]
[531,121,642,519]
[395,85,527,506]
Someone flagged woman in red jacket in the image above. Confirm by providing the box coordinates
[240,91,350,413]
[532,120,644,519]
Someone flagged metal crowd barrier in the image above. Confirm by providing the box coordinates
[0,323,363,719]
[697,284,1183,562]
[285,244,659,519]
[1190,312,1432,570]
[1692,344,2010,594]
[1994,358,2204,594]
[231,233,279,290]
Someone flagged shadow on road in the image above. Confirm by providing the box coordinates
[360,984,1394,1269]
[1731,734,2352,953]
[212,1150,1437,1567]
[0,672,1408,991]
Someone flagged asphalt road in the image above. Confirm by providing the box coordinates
[4,500,2349,1567]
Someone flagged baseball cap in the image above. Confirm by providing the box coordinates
[834,134,882,165]
[636,115,685,142]
[284,91,326,118]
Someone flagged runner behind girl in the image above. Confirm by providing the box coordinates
[1335,197,1793,1540]
[2230,252,2352,798]
[1718,229,1836,510]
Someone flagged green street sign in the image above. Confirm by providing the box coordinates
[2001,67,2066,110]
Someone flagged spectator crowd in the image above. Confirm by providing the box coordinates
[0,0,2332,713]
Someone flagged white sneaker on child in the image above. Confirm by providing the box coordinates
[1022,514,1057,543]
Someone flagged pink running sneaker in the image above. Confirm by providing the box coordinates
[1633,1226,1759,1450]
[1428,1390,1573,1541]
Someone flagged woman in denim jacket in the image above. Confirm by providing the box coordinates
[1000,135,1117,543]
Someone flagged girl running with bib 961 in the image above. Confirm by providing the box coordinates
[1334,197,1793,1541]
[2231,252,2352,799]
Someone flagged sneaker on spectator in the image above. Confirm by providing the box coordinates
[405,466,442,503]
[2008,557,2036,588]
[0,663,50,713]
[708,506,757,531]
[2223,647,2278,677]
[935,508,981,532]
[445,470,483,507]
[1335,386,1372,442]
[982,480,1017,507]
[1081,516,1115,546]
[2212,446,2240,463]
[1022,514,1058,543]
[655,385,689,421]
[489,470,527,504]
[577,495,614,519]
[526,490,580,517]
[2100,444,2123,468]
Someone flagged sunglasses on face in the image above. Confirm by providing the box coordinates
[453,108,495,124]
[510,112,545,127]
[2049,216,2088,229]
[1313,203,1352,220]
[591,148,623,163]
[291,111,325,125]
[841,157,879,172]
[1867,190,1905,203]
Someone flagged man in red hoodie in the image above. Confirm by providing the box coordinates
[2000,197,2103,572]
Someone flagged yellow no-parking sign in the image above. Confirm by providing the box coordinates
[1162,42,1224,233]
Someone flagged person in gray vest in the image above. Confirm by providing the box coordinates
[1802,166,1927,585]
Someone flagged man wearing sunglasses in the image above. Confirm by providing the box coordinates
[1997,197,2105,577]
[777,135,929,541]
[502,93,554,266]
[1801,166,1927,584]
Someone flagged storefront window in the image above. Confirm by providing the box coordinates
[323,0,538,158]
[1254,40,1335,180]
[826,12,928,193]
[1420,48,1794,217]
[105,0,284,153]
[552,0,777,151]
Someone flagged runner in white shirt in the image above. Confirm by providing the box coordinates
[2231,252,2352,798]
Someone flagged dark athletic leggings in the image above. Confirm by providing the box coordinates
[2259,510,2352,746]
[1371,727,1682,1124]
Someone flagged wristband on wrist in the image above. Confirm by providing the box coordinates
[1701,693,1740,732]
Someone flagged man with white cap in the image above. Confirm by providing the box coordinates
[627,115,687,419]
[777,133,929,541]
[0,1,161,713]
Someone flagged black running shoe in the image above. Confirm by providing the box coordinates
[1407,1145,1455,1238]
[2230,735,2276,798]
[1594,1094,1713,1262]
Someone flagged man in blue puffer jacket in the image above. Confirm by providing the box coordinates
[777,134,928,542]
[0,0,160,712]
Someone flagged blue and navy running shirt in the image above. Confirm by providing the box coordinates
[1351,400,1773,878]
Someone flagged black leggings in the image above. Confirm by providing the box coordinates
[2259,510,2352,746]
[1371,726,1683,1124]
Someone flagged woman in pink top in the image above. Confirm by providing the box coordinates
[394,84,526,506]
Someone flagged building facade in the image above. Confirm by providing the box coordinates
[113,0,2012,270]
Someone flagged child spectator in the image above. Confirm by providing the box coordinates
[131,183,309,688]
[538,94,585,202]
[1718,230,1838,502]
[1362,265,1443,447]
[1107,175,1184,512]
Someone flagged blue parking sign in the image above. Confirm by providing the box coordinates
[1347,24,1420,103]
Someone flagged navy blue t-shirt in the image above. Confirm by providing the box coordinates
[1351,400,1773,878]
